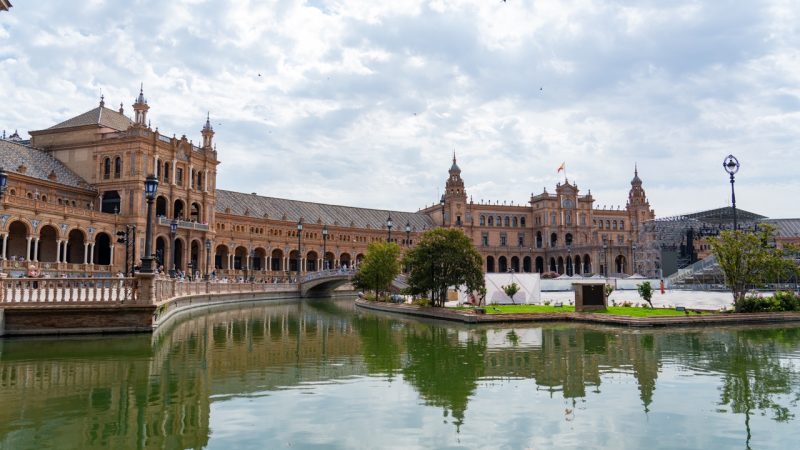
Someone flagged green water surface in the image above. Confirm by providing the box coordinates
[1,298,799,449]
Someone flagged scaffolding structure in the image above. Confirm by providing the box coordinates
[633,207,766,279]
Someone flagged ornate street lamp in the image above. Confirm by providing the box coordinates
[405,221,411,246]
[602,241,608,279]
[205,238,211,280]
[140,175,159,273]
[723,155,740,230]
[322,224,328,270]
[387,215,393,242]
[0,167,8,200]
[296,219,303,281]
[632,242,637,275]
[169,219,178,277]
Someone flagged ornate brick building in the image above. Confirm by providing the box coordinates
[421,156,655,276]
[0,89,653,279]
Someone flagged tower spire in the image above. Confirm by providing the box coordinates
[132,83,149,127]
[201,111,215,148]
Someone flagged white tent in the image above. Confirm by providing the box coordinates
[459,273,541,305]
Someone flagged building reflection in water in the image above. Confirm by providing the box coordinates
[1,299,799,449]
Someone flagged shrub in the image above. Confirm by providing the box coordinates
[543,300,551,306]
[412,297,431,307]
[737,294,779,313]
[773,290,800,312]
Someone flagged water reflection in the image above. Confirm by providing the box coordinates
[0,299,799,449]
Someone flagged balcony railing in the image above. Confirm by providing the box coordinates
[157,216,210,231]
[0,277,137,305]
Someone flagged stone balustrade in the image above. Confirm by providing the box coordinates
[0,277,137,305]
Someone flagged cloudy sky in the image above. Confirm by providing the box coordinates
[1,0,798,218]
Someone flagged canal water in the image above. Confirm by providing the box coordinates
[1,298,800,450]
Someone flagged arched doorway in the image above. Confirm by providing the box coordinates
[557,256,564,274]
[575,255,582,275]
[565,233,573,247]
[535,256,544,273]
[155,237,167,268]
[536,231,542,248]
[510,256,519,273]
[38,225,59,263]
[66,229,85,263]
[234,246,248,270]
[288,250,300,272]
[340,253,352,269]
[498,256,508,273]
[190,240,200,277]
[356,253,365,267]
[173,239,184,271]
[271,249,283,271]
[583,254,591,274]
[7,220,29,260]
[324,251,335,270]
[253,248,267,271]
[215,245,229,270]
[191,202,201,222]
[615,255,627,274]
[550,233,558,248]
[94,233,112,265]
[523,256,531,273]
[486,256,495,273]
[173,199,185,219]
[156,196,168,217]
[306,251,318,271]
[549,257,556,273]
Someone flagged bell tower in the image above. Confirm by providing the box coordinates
[442,153,468,227]
[628,165,649,208]
[132,84,149,127]
[201,112,214,148]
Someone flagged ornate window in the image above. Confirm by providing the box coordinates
[480,215,485,226]
[103,157,111,179]
[114,156,121,178]
[520,217,526,227]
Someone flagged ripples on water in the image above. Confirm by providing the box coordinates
[1,298,800,449]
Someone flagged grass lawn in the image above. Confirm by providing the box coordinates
[454,304,710,317]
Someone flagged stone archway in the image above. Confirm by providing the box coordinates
[535,256,544,274]
[306,251,318,271]
[271,248,283,271]
[173,238,185,271]
[93,232,112,265]
[510,256,520,273]
[66,229,85,263]
[486,256,495,273]
[498,256,508,273]
[339,253,352,269]
[155,236,167,268]
[7,220,29,260]
[215,245,229,270]
[38,225,59,263]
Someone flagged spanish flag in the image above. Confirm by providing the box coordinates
[557,162,565,173]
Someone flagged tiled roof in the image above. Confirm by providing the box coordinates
[47,106,133,131]
[0,139,91,190]
[215,189,435,231]
[762,219,800,238]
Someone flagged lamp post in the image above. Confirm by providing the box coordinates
[205,239,211,280]
[440,196,446,226]
[140,175,159,273]
[723,155,740,230]
[602,241,608,279]
[405,221,411,246]
[169,219,178,277]
[387,215,393,242]
[0,167,8,201]
[296,219,303,281]
[632,242,637,275]
[322,224,328,270]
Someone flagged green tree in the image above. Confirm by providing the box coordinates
[710,225,799,311]
[403,228,485,307]
[502,282,520,305]
[353,241,401,299]
[637,281,653,308]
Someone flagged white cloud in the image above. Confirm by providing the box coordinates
[0,0,798,218]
